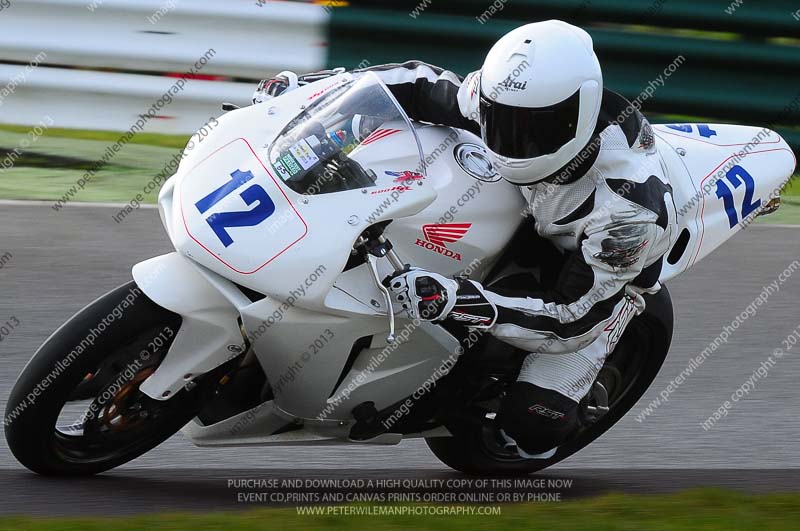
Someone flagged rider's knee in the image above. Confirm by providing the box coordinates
[498,382,579,454]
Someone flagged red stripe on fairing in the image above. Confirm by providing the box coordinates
[362,129,398,145]
[361,128,402,146]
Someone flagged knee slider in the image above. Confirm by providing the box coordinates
[498,382,579,455]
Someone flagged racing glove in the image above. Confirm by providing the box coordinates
[387,268,497,329]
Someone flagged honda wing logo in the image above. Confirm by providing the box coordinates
[415,223,471,261]
[423,224,470,246]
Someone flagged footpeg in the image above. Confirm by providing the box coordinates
[584,381,610,421]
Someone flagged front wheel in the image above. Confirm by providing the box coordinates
[4,281,208,476]
[426,287,674,475]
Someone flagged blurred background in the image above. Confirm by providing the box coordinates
[0,0,798,205]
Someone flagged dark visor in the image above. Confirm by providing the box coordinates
[480,89,581,159]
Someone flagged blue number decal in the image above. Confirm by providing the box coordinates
[195,169,255,214]
[666,124,717,138]
[725,166,762,220]
[715,165,762,229]
[715,179,738,229]
[666,124,693,133]
[195,169,275,247]
[697,125,718,139]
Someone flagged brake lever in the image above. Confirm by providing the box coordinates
[365,254,396,343]
[373,238,465,356]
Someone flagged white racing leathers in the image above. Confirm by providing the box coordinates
[357,62,678,402]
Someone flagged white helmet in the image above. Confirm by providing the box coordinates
[478,21,603,185]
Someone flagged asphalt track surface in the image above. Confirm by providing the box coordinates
[0,203,799,515]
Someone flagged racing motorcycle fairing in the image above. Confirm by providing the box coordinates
[655,124,796,281]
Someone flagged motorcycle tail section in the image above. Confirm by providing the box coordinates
[656,124,796,281]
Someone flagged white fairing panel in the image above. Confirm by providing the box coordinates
[384,127,527,281]
[656,124,796,282]
[132,253,244,399]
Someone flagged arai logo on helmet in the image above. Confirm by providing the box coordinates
[498,75,527,92]
[414,223,472,262]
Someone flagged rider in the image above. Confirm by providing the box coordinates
[253,20,678,459]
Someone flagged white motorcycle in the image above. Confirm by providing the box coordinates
[6,73,796,476]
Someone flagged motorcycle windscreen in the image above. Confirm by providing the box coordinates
[267,74,426,196]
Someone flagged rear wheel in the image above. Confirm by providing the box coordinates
[4,282,211,476]
[426,288,673,475]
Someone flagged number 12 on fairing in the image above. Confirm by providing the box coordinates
[715,165,762,229]
[195,169,276,247]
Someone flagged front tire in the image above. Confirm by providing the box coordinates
[4,281,205,476]
[426,287,674,475]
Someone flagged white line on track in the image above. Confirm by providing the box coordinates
[0,199,157,209]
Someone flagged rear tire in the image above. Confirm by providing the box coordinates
[426,287,673,475]
[4,281,206,476]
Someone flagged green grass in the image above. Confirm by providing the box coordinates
[757,176,800,225]
[0,124,189,150]
[757,201,800,225]
[1,489,799,530]
[0,125,188,203]
[782,176,800,198]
